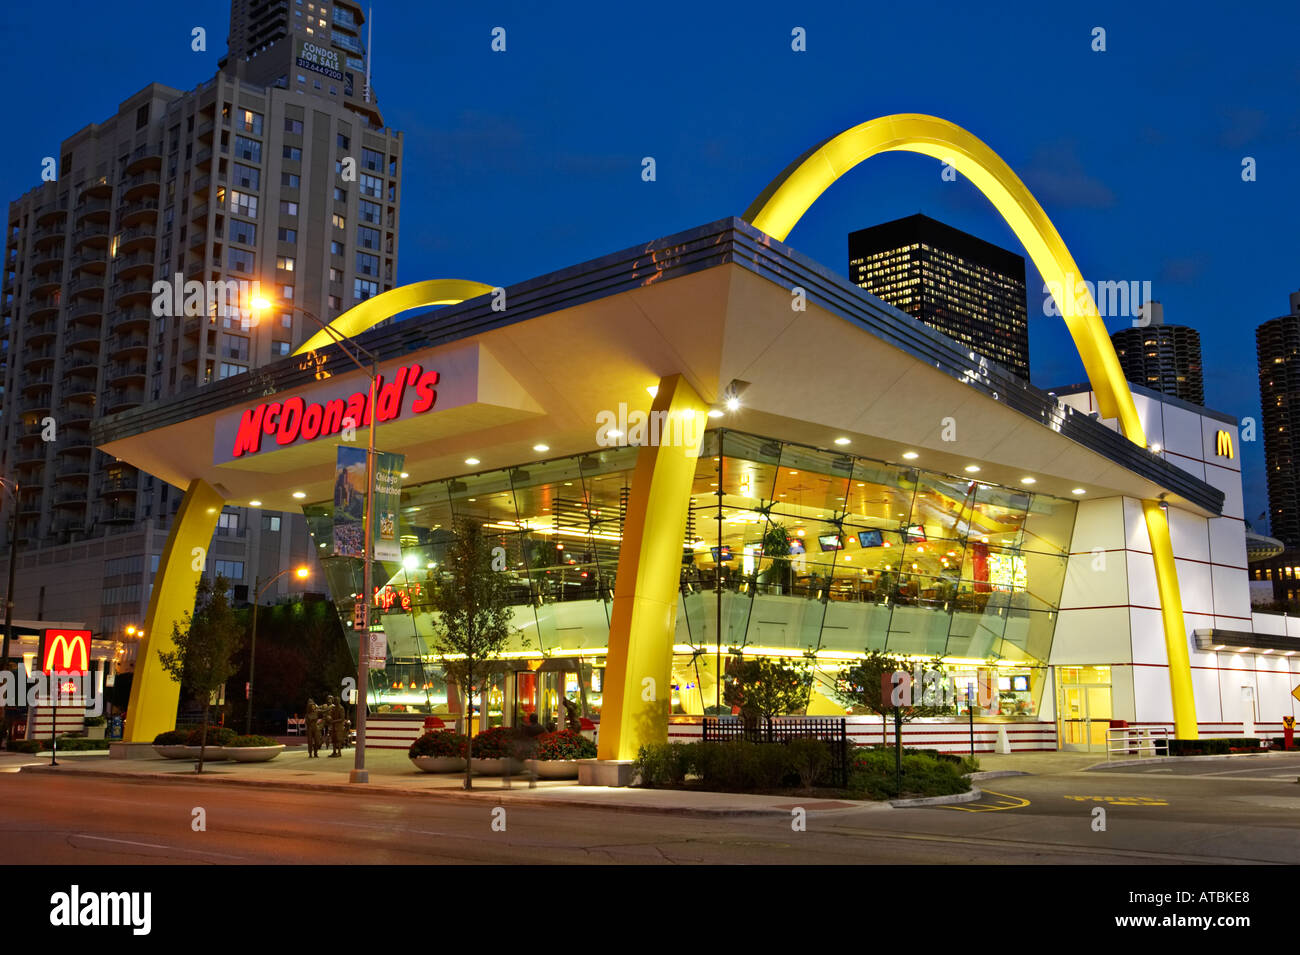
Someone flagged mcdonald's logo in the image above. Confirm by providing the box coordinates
[42,629,91,675]
[1215,430,1234,459]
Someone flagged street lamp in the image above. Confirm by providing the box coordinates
[0,477,18,745]
[246,565,311,735]
[251,296,380,784]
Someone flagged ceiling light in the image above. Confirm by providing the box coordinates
[902,451,919,460]
[725,397,740,412]
[1020,477,1036,485]
[1150,443,1162,452]
[1072,488,1086,495]
[249,500,262,507]
[964,465,980,473]
[533,444,549,452]
[646,385,659,398]
[707,408,724,418]
[465,457,480,466]
[834,437,850,446]
[400,472,409,479]
[292,491,306,499]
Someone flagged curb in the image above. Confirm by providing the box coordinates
[1086,752,1289,770]
[966,770,1030,781]
[14,764,886,818]
[890,786,982,808]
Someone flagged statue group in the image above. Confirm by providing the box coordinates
[305,696,349,758]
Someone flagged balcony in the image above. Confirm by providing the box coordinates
[99,503,136,524]
[113,250,155,278]
[21,371,55,392]
[18,394,52,413]
[104,388,144,412]
[193,175,211,199]
[56,457,92,478]
[110,308,151,332]
[101,474,139,495]
[72,223,110,246]
[65,324,103,345]
[30,240,64,269]
[74,197,112,222]
[188,226,209,250]
[79,176,111,199]
[22,344,56,367]
[63,352,99,373]
[70,248,108,273]
[64,401,95,422]
[14,444,47,466]
[53,488,89,507]
[29,295,60,318]
[63,374,98,399]
[34,203,67,225]
[117,196,159,227]
[193,147,213,167]
[121,168,161,198]
[18,494,43,516]
[189,202,209,224]
[66,275,104,297]
[57,428,93,449]
[112,278,154,306]
[27,318,57,341]
[30,224,65,246]
[109,332,149,355]
[117,225,156,252]
[107,360,146,381]
[124,144,162,174]
[67,301,103,324]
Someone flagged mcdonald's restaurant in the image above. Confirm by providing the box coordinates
[94,217,1298,769]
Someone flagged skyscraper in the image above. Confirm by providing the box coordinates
[1110,301,1204,405]
[1257,291,1300,550]
[0,0,402,647]
[848,213,1031,380]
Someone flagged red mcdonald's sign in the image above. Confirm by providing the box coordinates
[42,629,92,675]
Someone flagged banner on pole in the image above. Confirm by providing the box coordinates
[333,446,367,558]
[372,451,405,562]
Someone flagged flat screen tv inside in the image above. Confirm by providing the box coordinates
[817,534,843,552]
[857,529,883,547]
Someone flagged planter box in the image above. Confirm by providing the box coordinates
[471,757,524,776]
[411,756,467,773]
[85,725,106,740]
[153,745,191,759]
[222,744,284,763]
[525,759,579,779]
[185,746,229,761]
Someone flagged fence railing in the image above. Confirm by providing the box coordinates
[1106,726,1170,760]
[702,716,849,786]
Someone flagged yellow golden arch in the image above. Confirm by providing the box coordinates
[743,113,1196,737]
[293,278,495,355]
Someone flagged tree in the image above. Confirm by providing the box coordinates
[429,518,517,790]
[835,651,955,795]
[157,575,244,774]
[723,655,813,728]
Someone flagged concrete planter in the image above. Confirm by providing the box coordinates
[153,745,191,759]
[525,759,579,779]
[223,744,284,763]
[85,725,106,740]
[411,756,466,773]
[471,757,524,776]
[185,746,229,761]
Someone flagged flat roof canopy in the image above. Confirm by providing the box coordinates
[96,219,1223,516]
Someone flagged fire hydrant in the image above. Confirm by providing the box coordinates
[1284,716,1295,751]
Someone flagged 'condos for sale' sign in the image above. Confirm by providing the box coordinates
[296,39,343,82]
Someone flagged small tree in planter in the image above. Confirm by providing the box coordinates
[157,574,243,774]
[723,655,814,731]
[759,522,794,595]
[429,517,517,790]
[408,730,469,772]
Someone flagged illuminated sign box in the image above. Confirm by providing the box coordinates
[42,629,92,676]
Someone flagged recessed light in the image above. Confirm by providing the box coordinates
[964,465,980,473]
[465,457,480,466]
[1150,443,1162,453]
[249,500,262,506]
[533,444,549,452]
[608,430,623,439]
[902,451,919,460]
[292,491,306,499]
[400,472,409,479]
[834,437,851,446]
[1020,477,1036,485]
[468,498,476,502]
[707,409,724,418]
[1072,488,1086,495]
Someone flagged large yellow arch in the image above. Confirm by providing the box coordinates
[744,113,1197,738]
[294,278,494,355]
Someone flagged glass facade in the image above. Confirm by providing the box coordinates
[304,430,1075,725]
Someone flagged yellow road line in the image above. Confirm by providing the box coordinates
[941,789,1031,812]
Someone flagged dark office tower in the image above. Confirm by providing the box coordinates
[0,0,401,642]
[1257,292,1300,548]
[849,213,1030,380]
[1109,302,1205,405]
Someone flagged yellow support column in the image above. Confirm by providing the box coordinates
[123,479,225,742]
[596,375,707,773]
[1143,501,1199,738]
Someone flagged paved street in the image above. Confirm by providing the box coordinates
[2,754,1298,864]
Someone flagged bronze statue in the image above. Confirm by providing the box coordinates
[562,697,582,733]
[305,699,322,758]
[327,696,346,757]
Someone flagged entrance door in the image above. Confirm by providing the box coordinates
[1057,681,1112,752]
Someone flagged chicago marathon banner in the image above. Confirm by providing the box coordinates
[333,446,405,561]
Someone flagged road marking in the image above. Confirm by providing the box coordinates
[940,789,1030,812]
[1064,795,1168,806]
[71,833,246,860]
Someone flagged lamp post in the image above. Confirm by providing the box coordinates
[252,297,380,784]
[246,565,310,735]
[0,478,18,746]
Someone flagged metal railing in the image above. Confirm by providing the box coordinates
[702,716,850,786]
[1105,726,1170,760]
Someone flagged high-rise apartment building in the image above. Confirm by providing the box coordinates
[1110,301,1204,405]
[1257,292,1300,551]
[0,0,402,651]
[848,213,1031,380]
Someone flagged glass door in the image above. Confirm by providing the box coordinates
[1057,667,1112,752]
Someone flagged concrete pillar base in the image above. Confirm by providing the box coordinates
[578,758,636,787]
[109,741,161,760]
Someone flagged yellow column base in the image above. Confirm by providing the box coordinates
[598,375,707,762]
[123,479,224,742]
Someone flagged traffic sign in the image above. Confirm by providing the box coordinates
[1292,683,1300,703]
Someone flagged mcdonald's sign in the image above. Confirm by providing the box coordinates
[42,629,91,675]
[1215,430,1235,459]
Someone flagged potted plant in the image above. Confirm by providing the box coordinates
[152,730,190,759]
[759,522,794,595]
[186,725,236,760]
[470,726,525,776]
[525,729,597,779]
[222,734,285,762]
[84,715,107,740]
[409,730,469,773]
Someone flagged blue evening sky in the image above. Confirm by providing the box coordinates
[2,1,1296,527]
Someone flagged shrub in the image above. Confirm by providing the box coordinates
[692,740,794,791]
[154,730,188,746]
[409,731,468,759]
[634,742,694,787]
[84,716,106,727]
[785,738,833,789]
[186,726,237,747]
[534,730,596,761]
[225,735,278,748]
[848,748,971,800]
[10,740,42,754]
[471,726,519,759]
[1167,737,1263,757]
[52,737,110,751]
